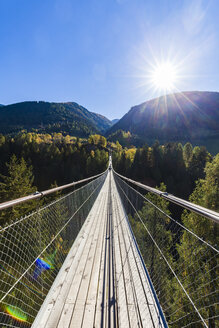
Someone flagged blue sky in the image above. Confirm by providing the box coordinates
[0,0,218,119]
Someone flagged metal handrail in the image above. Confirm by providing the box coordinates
[113,169,219,224]
[0,170,107,211]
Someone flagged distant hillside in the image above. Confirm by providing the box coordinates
[0,101,112,137]
[108,130,144,147]
[106,91,219,154]
[111,119,119,125]
[91,112,112,131]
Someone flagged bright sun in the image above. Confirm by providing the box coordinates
[151,62,177,90]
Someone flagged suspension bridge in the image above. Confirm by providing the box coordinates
[0,156,218,327]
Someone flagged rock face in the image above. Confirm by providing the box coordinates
[106,91,219,153]
[0,101,112,137]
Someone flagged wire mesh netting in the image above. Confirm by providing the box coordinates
[114,173,219,328]
[0,172,107,328]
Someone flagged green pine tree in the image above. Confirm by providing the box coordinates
[0,155,37,226]
[170,154,219,328]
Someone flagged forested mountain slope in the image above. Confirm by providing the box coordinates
[0,101,112,136]
[111,119,119,125]
[107,91,219,153]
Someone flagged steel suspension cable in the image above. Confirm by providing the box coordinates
[0,178,104,305]
[113,170,219,223]
[115,174,208,328]
[114,172,218,253]
[0,170,107,211]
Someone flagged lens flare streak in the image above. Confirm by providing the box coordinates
[5,305,28,322]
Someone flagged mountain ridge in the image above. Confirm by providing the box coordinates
[106,91,219,153]
[111,119,119,125]
[0,101,112,137]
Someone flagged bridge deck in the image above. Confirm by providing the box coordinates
[32,172,164,327]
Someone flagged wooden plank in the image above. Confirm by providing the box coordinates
[68,301,84,328]
[93,198,108,327]
[116,194,152,327]
[108,172,118,328]
[81,186,108,328]
[61,182,108,328]
[34,175,109,328]
[103,188,109,328]
[70,183,108,328]
[112,174,164,327]
[46,198,101,328]
[55,303,73,328]
[112,180,139,327]
[112,188,130,328]
[32,193,102,328]
[66,183,106,307]
[124,222,161,327]
[46,216,99,326]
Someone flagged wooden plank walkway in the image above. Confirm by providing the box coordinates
[32,171,165,328]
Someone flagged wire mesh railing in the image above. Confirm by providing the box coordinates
[114,171,219,328]
[0,171,107,327]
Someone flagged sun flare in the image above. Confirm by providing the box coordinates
[151,62,177,90]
